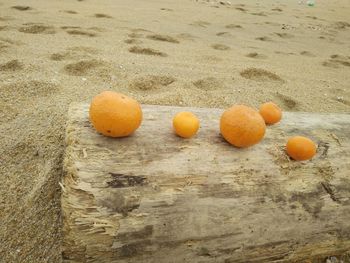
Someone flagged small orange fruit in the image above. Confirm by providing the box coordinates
[89,91,142,137]
[220,105,266,148]
[286,136,317,161]
[173,112,200,138]
[259,102,282,125]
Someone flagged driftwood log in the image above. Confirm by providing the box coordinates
[62,103,350,263]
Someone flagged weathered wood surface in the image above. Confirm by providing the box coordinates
[62,103,350,263]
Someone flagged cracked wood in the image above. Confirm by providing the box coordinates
[62,104,350,263]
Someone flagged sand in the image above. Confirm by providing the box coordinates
[0,0,349,261]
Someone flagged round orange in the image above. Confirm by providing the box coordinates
[173,112,200,138]
[89,91,142,137]
[286,136,317,161]
[220,105,266,148]
[259,102,282,125]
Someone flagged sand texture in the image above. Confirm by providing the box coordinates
[0,0,349,262]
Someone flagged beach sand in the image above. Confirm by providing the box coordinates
[0,0,349,261]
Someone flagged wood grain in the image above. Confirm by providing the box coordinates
[62,103,350,262]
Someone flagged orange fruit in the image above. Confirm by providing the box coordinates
[286,136,317,161]
[89,91,142,137]
[220,105,266,148]
[259,102,282,125]
[173,112,200,138]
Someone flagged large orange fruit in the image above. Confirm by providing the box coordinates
[89,91,142,137]
[220,105,266,147]
[286,136,316,161]
[173,111,200,138]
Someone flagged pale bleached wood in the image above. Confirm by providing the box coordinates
[62,103,350,263]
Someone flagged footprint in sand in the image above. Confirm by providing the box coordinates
[66,29,96,37]
[125,30,151,44]
[50,52,70,61]
[306,16,318,20]
[160,8,173,11]
[0,59,24,71]
[190,21,210,28]
[300,51,315,57]
[63,10,78,14]
[331,54,350,59]
[216,32,232,37]
[63,60,105,76]
[235,7,247,12]
[333,21,350,30]
[94,13,113,18]
[275,93,298,110]
[274,32,294,39]
[323,54,350,68]
[251,12,267,16]
[271,8,283,12]
[225,24,242,29]
[256,36,273,41]
[130,75,175,91]
[211,44,230,51]
[146,34,179,44]
[18,24,56,34]
[50,46,98,61]
[240,68,283,82]
[128,46,167,57]
[61,26,81,30]
[124,39,143,44]
[245,52,267,59]
[11,6,32,11]
[193,77,224,91]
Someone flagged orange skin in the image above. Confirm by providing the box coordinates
[173,112,200,138]
[89,91,142,137]
[220,105,266,148]
[286,136,317,161]
[259,102,282,125]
